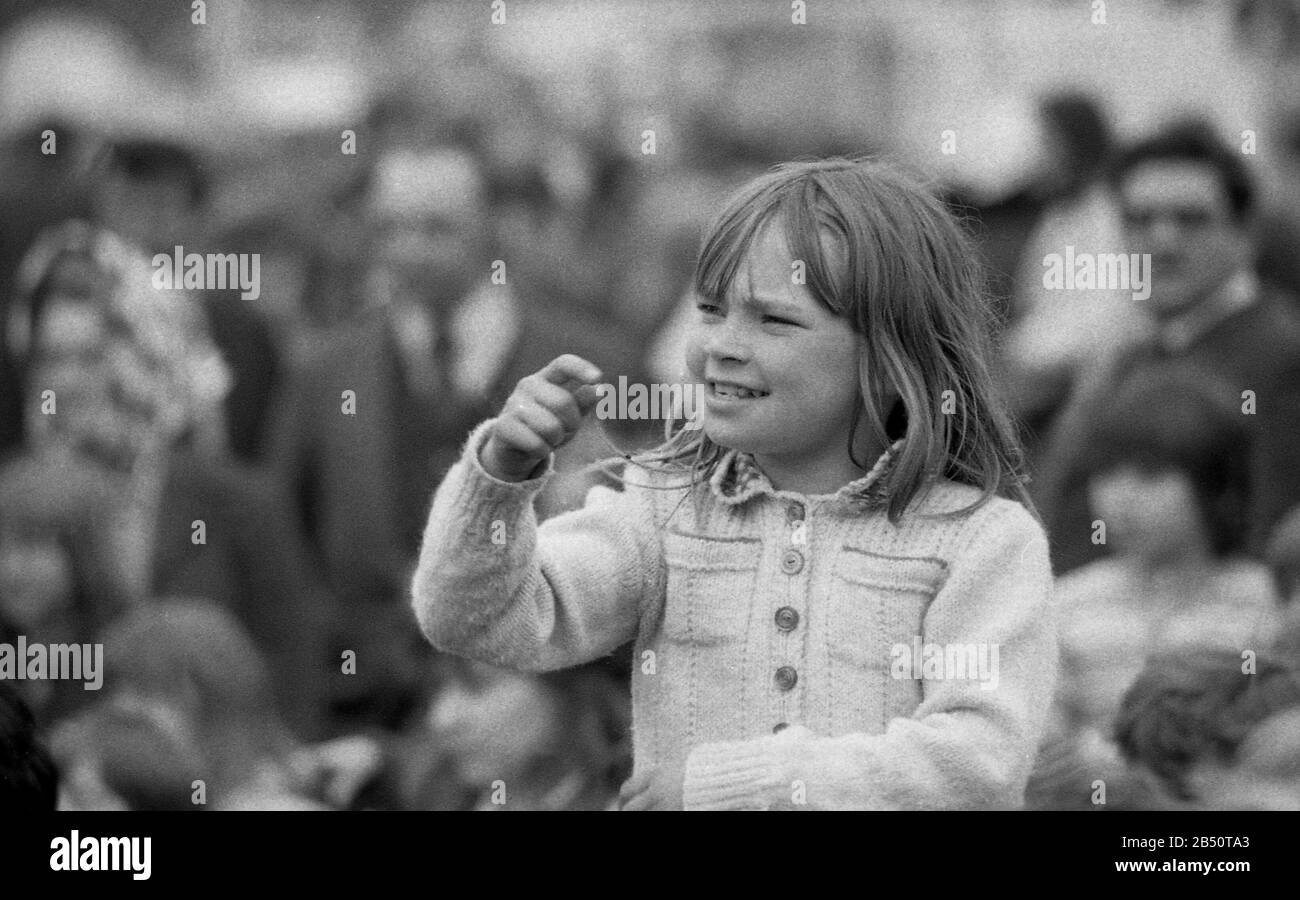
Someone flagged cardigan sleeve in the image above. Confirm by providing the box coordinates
[681,500,1059,810]
[410,418,665,672]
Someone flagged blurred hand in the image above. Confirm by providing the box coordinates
[480,354,603,482]
[618,761,685,811]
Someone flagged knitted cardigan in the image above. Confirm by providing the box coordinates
[412,419,1058,810]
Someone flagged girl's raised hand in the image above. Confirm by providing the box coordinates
[479,354,604,482]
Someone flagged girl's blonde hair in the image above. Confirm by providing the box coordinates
[614,156,1035,524]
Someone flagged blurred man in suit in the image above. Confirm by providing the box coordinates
[268,144,520,731]
[1038,120,1300,575]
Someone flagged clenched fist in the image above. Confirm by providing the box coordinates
[479,354,604,482]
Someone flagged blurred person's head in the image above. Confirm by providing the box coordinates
[0,681,58,810]
[11,221,231,473]
[1267,505,1300,605]
[1037,91,1112,198]
[427,657,629,805]
[93,138,208,255]
[427,658,557,787]
[1115,646,1300,807]
[1078,365,1251,566]
[0,513,75,640]
[73,598,296,809]
[366,145,488,315]
[1108,120,1255,319]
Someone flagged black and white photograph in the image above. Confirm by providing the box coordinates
[1,0,1298,878]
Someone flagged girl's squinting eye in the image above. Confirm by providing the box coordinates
[764,315,799,326]
[696,301,722,316]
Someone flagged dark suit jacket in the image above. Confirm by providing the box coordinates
[267,307,500,605]
[197,291,283,462]
[266,307,509,730]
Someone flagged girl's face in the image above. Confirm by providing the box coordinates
[685,222,865,469]
[1087,464,1210,563]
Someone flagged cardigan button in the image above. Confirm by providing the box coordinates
[785,502,805,524]
[774,666,798,692]
[774,607,800,632]
[780,549,804,575]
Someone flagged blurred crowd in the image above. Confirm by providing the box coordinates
[5,0,1300,810]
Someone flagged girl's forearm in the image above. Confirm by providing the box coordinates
[411,419,655,671]
[683,703,1045,811]
[410,420,555,665]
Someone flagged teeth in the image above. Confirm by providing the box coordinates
[713,382,765,399]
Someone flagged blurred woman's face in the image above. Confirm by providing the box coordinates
[426,663,560,786]
[0,521,73,631]
[1088,464,1209,563]
[372,207,483,315]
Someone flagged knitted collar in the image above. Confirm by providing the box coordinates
[708,438,906,507]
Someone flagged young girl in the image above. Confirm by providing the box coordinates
[411,158,1058,810]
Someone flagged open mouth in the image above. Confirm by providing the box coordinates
[708,380,769,400]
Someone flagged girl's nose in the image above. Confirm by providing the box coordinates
[703,317,752,364]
